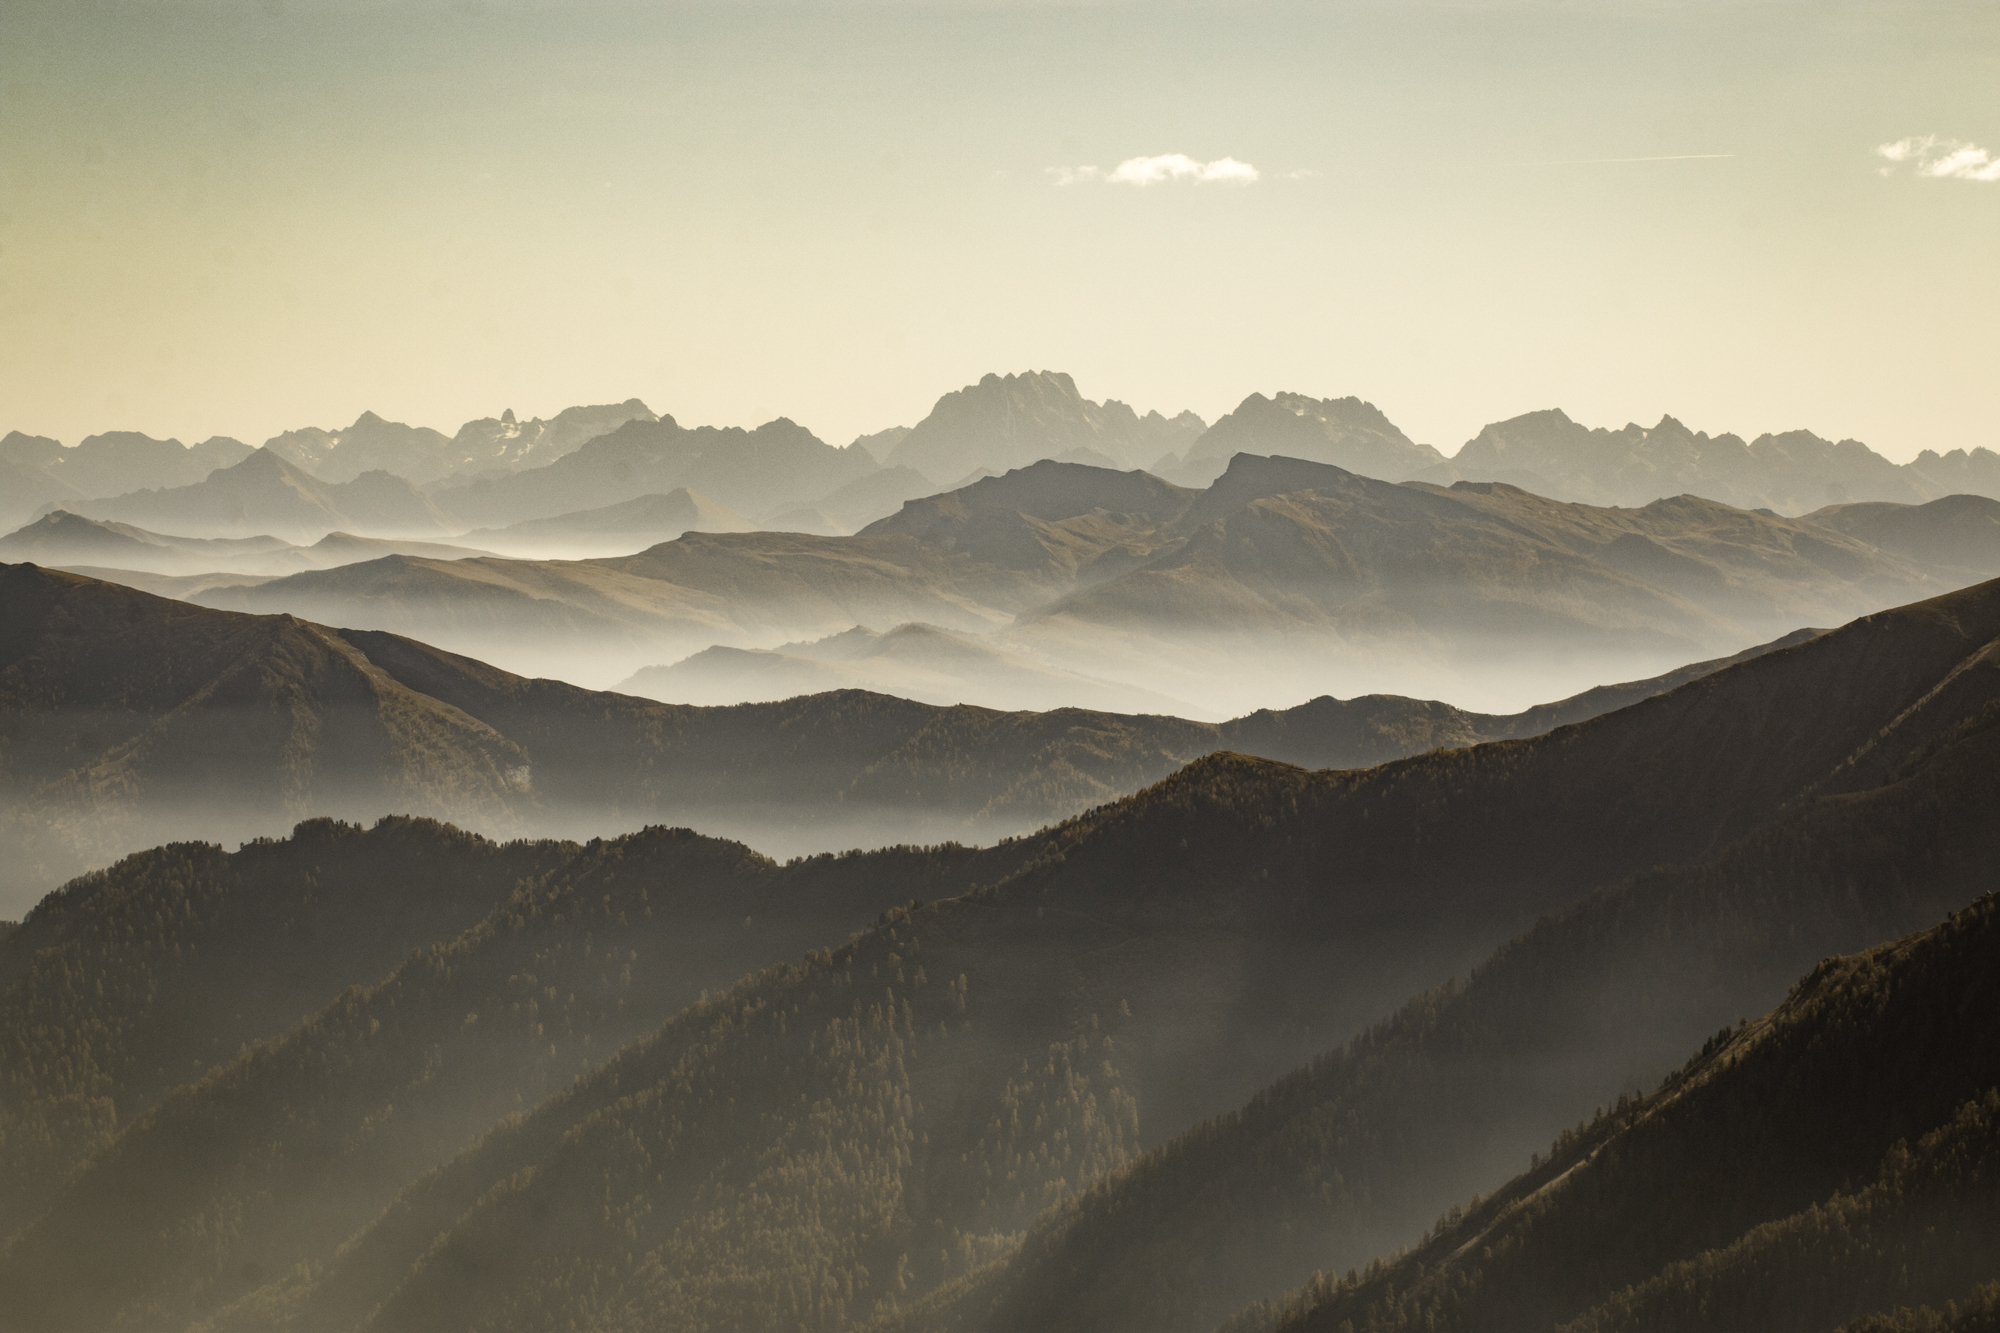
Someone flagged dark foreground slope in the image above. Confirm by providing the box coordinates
[0,824,1038,1328]
[1239,889,2000,1333]
[306,579,2000,1333]
[0,562,1805,911]
[879,588,2000,1333]
[0,820,575,1236]
[4,577,1987,1333]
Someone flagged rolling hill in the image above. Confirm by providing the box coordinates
[0,818,577,1236]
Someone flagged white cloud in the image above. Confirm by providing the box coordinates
[1048,154,1260,186]
[1876,136,2000,182]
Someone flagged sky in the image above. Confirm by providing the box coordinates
[2,0,1996,462]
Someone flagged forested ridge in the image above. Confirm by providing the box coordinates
[1235,887,2000,1333]
[0,576,1995,1331]
[0,819,574,1236]
[2,559,1816,905]
[0,822,1037,1330]
[878,609,2000,1333]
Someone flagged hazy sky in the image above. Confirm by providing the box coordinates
[3,0,1995,461]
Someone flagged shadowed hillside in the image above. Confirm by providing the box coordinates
[0,819,575,1235]
[1,577,1990,1332]
[1235,887,2000,1333]
[0,562,1819,912]
[874,602,1999,1333]
[0,564,535,903]
[0,823,1040,1323]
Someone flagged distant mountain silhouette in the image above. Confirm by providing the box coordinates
[265,400,654,485]
[71,448,458,542]
[1163,392,1448,487]
[0,565,535,902]
[886,370,1206,480]
[1,430,253,527]
[850,424,915,462]
[861,458,1198,574]
[460,488,755,557]
[431,415,876,526]
[0,510,290,572]
[1446,408,2000,512]
[0,451,83,530]
[7,574,1988,1332]
[778,464,944,533]
[15,376,2000,543]
[0,510,493,576]
[439,399,657,482]
[7,430,253,498]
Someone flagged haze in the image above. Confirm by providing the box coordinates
[4,0,1996,459]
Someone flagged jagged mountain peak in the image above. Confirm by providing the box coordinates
[888,370,1204,478]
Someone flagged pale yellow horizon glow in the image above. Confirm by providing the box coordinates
[3,1,1996,464]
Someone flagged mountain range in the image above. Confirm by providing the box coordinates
[0,509,497,578]
[0,561,1810,914]
[427,415,880,529]
[0,430,254,529]
[0,571,1994,1331]
[188,454,2000,710]
[14,371,1996,563]
[265,401,655,486]
[68,449,461,543]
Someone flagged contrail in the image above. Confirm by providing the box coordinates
[1526,153,1737,165]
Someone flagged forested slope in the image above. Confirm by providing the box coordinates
[0,819,573,1238]
[0,577,1966,1333]
[879,613,2000,1333]
[0,827,1036,1331]
[1240,886,2000,1333]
